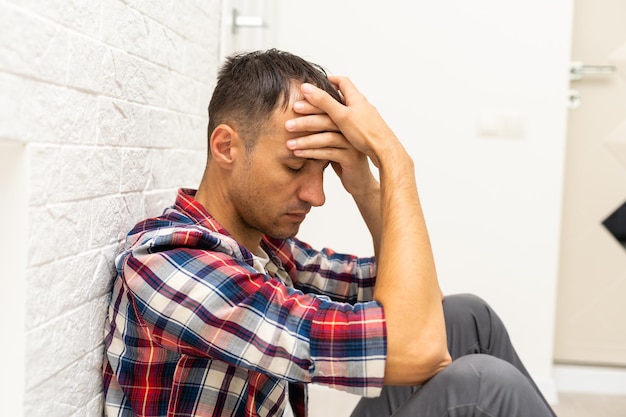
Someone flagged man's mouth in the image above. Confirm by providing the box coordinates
[285,212,308,222]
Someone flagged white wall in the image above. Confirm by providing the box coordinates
[0,1,220,415]
[0,140,27,415]
[264,0,574,408]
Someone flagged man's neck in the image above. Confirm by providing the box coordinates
[194,182,263,257]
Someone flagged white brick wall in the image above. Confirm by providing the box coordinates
[0,0,221,415]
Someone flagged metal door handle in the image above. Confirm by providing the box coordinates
[570,61,617,80]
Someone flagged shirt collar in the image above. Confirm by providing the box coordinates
[174,188,266,266]
[174,188,291,273]
[175,188,229,234]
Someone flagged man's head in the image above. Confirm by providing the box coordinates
[196,49,344,251]
[207,49,342,155]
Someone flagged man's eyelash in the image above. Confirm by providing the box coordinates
[287,159,329,173]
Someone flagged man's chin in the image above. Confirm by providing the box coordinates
[266,225,301,240]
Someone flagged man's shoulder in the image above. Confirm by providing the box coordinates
[120,207,241,260]
[115,213,259,288]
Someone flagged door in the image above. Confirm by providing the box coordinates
[555,0,626,366]
[220,0,573,411]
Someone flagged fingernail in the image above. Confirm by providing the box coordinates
[285,120,296,131]
[302,83,313,94]
[294,101,305,111]
[286,139,297,149]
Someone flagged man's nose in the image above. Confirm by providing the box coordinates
[299,171,326,207]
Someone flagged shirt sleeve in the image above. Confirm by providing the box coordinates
[264,237,378,304]
[120,241,386,397]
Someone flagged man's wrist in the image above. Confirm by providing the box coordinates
[376,142,413,175]
[350,177,380,200]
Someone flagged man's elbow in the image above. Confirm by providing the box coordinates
[411,345,452,383]
[384,344,452,385]
[421,348,452,381]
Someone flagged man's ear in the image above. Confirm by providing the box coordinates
[210,124,241,169]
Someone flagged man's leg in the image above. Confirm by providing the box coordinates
[349,294,557,417]
[350,354,555,417]
[442,294,540,382]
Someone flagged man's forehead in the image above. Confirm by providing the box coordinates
[272,83,304,113]
[258,82,308,147]
[270,86,303,122]
[289,84,305,102]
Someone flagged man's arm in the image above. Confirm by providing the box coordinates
[286,77,450,385]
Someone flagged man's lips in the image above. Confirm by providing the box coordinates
[285,212,308,221]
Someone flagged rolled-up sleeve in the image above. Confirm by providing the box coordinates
[308,299,386,396]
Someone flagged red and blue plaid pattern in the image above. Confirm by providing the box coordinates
[103,189,386,417]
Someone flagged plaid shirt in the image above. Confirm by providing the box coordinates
[103,189,386,417]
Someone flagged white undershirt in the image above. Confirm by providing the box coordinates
[251,249,271,274]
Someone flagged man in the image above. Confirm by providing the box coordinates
[104,49,557,417]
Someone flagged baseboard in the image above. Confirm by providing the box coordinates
[536,376,559,405]
[554,364,626,395]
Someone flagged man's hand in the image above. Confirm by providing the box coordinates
[292,76,406,169]
[285,97,377,199]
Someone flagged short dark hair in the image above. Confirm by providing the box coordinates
[207,49,342,155]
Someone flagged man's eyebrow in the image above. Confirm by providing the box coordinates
[282,154,329,165]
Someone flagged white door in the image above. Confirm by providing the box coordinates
[220,0,573,412]
[555,0,626,366]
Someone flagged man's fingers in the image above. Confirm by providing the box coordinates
[293,100,324,115]
[301,83,346,117]
[327,76,362,105]
[286,132,348,153]
[285,114,338,134]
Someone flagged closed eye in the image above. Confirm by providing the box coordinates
[285,158,329,173]
[287,164,305,172]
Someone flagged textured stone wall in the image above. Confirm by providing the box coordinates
[0,1,221,414]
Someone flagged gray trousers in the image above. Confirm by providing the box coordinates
[350,294,557,417]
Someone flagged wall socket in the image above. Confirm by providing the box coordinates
[476,110,526,139]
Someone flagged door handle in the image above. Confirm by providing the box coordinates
[570,61,617,81]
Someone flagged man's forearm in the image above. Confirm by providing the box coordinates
[373,142,449,385]
[351,178,382,258]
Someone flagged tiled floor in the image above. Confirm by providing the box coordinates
[551,393,626,417]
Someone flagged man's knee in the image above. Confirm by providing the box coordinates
[369,355,553,417]
[466,354,527,387]
[443,293,490,318]
[442,293,504,340]
[430,355,553,416]
[439,354,528,391]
